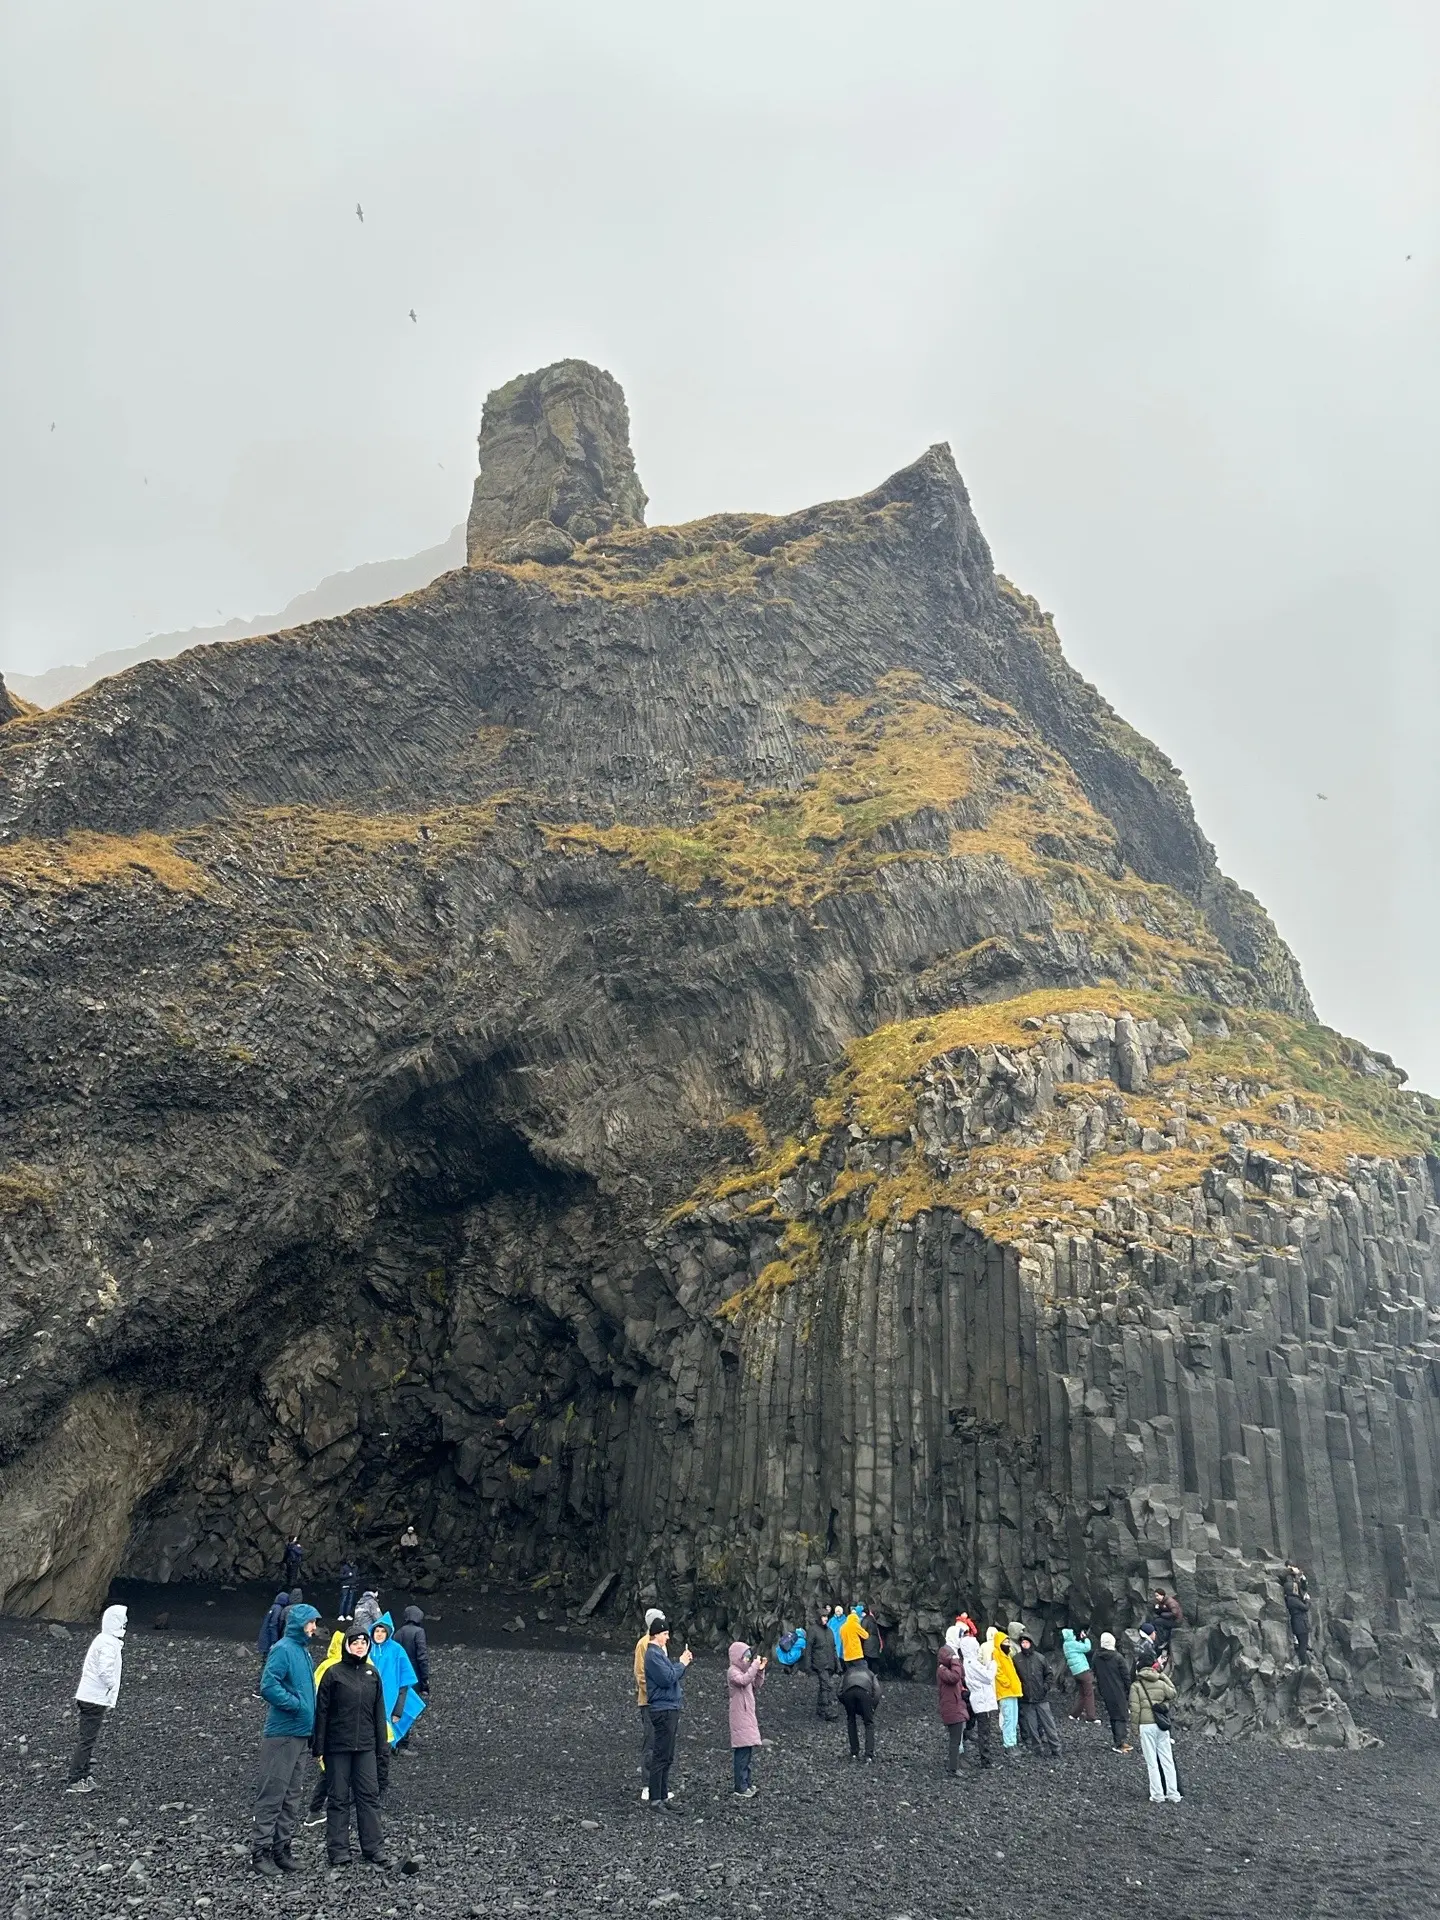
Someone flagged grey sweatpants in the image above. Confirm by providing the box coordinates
[252,1734,309,1854]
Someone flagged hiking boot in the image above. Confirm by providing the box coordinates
[252,1850,280,1878]
[274,1845,300,1873]
[327,1855,352,1869]
[363,1853,390,1868]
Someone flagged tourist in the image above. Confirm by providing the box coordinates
[936,1642,971,1775]
[773,1625,807,1672]
[251,1601,321,1876]
[839,1656,880,1762]
[1092,1632,1133,1751]
[279,1586,305,1633]
[1062,1625,1098,1721]
[726,1641,767,1798]
[368,1615,425,1744]
[838,1603,870,1667]
[643,1617,694,1813]
[807,1609,841,1721]
[67,1604,127,1794]
[958,1624,998,1769]
[398,1522,421,1573]
[1282,1566,1312,1664]
[281,1535,303,1587]
[352,1590,383,1635]
[337,1559,358,1622]
[990,1625,1023,1753]
[826,1604,846,1664]
[255,1591,289,1685]
[312,1627,390,1868]
[1129,1649,1181,1803]
[1150,1589,1183,1655]
[633,1605,665,1799]
[1013,1633,1062,1757]
[396,1606,430,1698]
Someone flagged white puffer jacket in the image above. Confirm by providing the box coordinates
[959,1630,998,1713]
[75,1605,127,1708]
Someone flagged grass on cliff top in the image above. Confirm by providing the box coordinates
[208,798,519,878]
[545,673,1115,910]
[0,830,208,895]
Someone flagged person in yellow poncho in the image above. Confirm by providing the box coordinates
[838,1605,870,1666]
[988,1625,1023,1751]
[303,1630,350,1822]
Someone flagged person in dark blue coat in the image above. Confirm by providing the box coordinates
[643,1618,693,1813]
[251,1603,321,1876]
[255,1593,289,1693]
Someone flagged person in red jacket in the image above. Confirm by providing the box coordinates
[936,1643,971,1775]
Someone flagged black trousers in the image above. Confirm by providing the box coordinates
[1108,1710,1129,1748]
[639,1705,655,1776]
[70,1703,107,1782]
[1291,1618,1311,1660]
[648,1709,678,1803]
[945,1721,965,1774]
[970,1708,996,1767]
[324,1750,383,1863]
[844,1696,875,1759]
[815,1670,839,1720]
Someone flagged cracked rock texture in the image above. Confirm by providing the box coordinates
[1,361,1437,1744]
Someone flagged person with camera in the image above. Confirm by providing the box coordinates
[726,1641,768,1798]
[1282,1565,1313,1664]
[1129,1648,1181,1803]
[643,1617,694,1813]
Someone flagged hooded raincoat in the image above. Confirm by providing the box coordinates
[936,1644,970,1725]
[368,1614,425,1742]
[256,1593,289,1659]
[989,1628,1022,1700]
[727,1642,766,1746]
[959,1630,998,1713]
[76,1606,127,1707]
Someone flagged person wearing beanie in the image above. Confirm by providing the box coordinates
[644,1620,694,1812]
[634,1606,666,1799]
[67,1605,127,1792]
[1013,1633,1062,1758]
[311,1627,390,1868]
[1129,1649,1181,1803]
[251,1602,322,1876]
[1092,1632,1133,1751]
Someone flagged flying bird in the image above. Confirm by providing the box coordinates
[50,422,55,432]
[1317,792,1328,800]
[356,202,364,223]
[409,308,417,323]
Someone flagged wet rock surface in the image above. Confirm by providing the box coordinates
[4,1620,1439,1920]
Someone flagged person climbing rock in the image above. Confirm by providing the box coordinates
[1282,1566,1313,1664]
[936,1642,971,1775]
[281,1536,303,1587]
[634,1606,665,1798]
[67,1604,127,1793]
[251,1601,321,1876]
[1129,1650,1181,1803]
[255,1592,289,1688]
[958,1624,998,1769]
[312,1628,390,1868]
[839,1657,880,1761]
[337,1560,357,1622]
[838,1603,870,1667]
[807,1610,840,1722]
[990,1626,1023,1754]
[643,1618,693,1812]
[1014,1634,1062,1757]
[1062,1625,1098,1721]
[368,1616,425,1745]
[1150,1589,1183,1655]
[351,1590,382,1636]
[1092,1632,1133,1751]
[398,1523,420,1575]
[726,1641,767,1798]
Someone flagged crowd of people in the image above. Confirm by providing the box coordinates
[59,1542,1321,1864]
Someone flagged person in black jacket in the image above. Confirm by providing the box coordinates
[1091,1632,1133,1751]
[807,1613,840,1721]
[1282,1566,1313,1664]
[839,1660,880,1761]
[394,1606,430,1750]
[312,1629,390,1869]
[1012,1635,1062,1757]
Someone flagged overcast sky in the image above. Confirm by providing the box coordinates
[3,2,1437,1087]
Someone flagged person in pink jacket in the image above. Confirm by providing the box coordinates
[726,1640,767,1799]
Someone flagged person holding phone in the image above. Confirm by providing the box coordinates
[643,1618,694,1814]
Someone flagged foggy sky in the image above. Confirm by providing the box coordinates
[3,2,1437,1087]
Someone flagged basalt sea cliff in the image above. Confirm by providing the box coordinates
[2,360,1437,1741]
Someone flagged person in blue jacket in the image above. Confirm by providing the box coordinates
[251,1602,321,1877]
[826,1605,846,1664]
[255,1592,288,1691]
[773,1626,807,1671]
[368,1615,425,1745]
[1062,1626,1097,1722]
[643,1617,693,1813]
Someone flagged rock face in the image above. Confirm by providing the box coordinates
[0,673,24,724]
[1,362,1437,1737]
[465,359,647,563]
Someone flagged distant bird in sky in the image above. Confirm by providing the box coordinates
[49,421,55,432]
[1317,792,1328,800]
[409,308,417,323]
[356,202,364,223]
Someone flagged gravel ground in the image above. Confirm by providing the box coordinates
[4,1618,1439,1920]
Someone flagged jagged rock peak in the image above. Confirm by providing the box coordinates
[0,673,22,725]
[465,358,648,566]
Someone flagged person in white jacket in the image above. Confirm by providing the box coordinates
[68,1604,127,1791]
[958,1627,998,1769]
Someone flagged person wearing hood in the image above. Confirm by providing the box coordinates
[257,1593,289,1662]
[1013,1634,1062,1757]
[643,1618,694,1812]
[68,1604,127,1792]
[726,1641,767,1797]
[990,1627,1023,1753]
[252,1601,322,1876]
[825,1604,846,1664]
[1062,1627,1097,1722]
[838,1604,869,1666]
[807,1609,840,1721]
[394,1606,430,1749]
[1092,1632,1133,1750]
[279,1586,305,1633]
[944,1612,976,1655]
[958,1626,998,1769]
[936,1643,971,1775]
[351,1590,382,1636]
[282,1535,304,1586]
[368,1615,425,1745]
[1129,1649,1181,1802]
[838,1656,880,1762]
[312,1627,390,1868]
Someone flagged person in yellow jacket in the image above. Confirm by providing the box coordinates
[634,1606,665,1801]
[839,1605,870,1666]
[989,1625,1024,1751]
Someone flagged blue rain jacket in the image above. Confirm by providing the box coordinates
[369,1613,426,1742]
